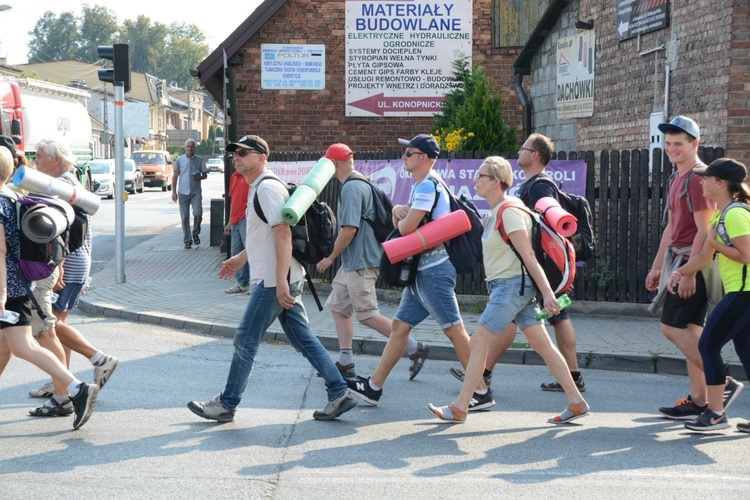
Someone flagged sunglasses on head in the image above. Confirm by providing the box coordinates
[404,150,426,158]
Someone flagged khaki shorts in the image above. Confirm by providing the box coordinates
[31,268,59,337]
[324,267,381,321]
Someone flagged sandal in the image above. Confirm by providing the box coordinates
[29,397,74,417]
[548,401,590,424]
[426,403,467,423]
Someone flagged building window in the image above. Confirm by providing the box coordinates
[493,0,552,48]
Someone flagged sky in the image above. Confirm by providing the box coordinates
[0,0,264,65]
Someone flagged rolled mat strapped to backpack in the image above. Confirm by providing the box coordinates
[534,196,577,238]
[281,158,335,225]
[382,209,471,264]
[13,165,101,216]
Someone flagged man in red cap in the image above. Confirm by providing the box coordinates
[316,144,425,379]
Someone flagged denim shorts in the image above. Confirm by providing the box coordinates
[394,259,463,329]
[478,275,542,333]
[53,282,85,313]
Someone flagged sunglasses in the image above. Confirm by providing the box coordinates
[404,150,426,158]
[233,149,261,158]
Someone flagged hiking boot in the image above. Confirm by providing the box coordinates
[659,395,707,420]
[684,409,730,432]
[335,361,356,379]
[723,376,744,410]
[449,367,492,388]
[468,389,496,411]
[28,380,54,398]
[71,383,98,430]
[187,394,235,423]
[426,403,467,423]
[29,397,74,417]
[346,376,382,406]
[408,342,430,380]
[737,421,750,433]
[541,375,586,392]
[225,284,249,294]
[313,392,358,421]
[94,355,119,389]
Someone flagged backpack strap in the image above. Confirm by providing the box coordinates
[663,168,698,223]
[496,200,534,296]
[716,202,750,292]
[252,175,285,224]
[341,175,373,234]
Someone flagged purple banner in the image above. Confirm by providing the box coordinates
[268,158,587,215]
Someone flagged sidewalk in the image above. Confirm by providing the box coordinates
[79,225,745,380]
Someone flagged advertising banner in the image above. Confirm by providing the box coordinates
[556,31,595,119]
[261,44,325,90]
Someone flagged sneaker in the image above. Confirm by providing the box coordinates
[225,284,249,294]
[71,383,98,430]
[541,375,586,392]
[659,395,708,420]
[184,242,192,249]
[313,392,358,421]
[94,355,119,389]
[408,342,430,381]
[723,376,744,410]
[193,235,201,245]
[426,403,467,423]
[29,397,74,417]
[346,376,382,406]
[548,401,590,424]
[468,389,496,411]
[737,421,750,433]
[684,409,730,432]
[28,380,54,398]
[187,394,235,423]
[449,367,492,388]
[336,361,356,378]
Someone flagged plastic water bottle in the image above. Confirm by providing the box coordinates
[0,310,20,324]
[536,294,572,321]
[399,257,413,283]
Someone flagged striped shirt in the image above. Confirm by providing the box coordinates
[60,172,92,284]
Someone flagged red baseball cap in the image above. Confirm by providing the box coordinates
[325,143,354,161]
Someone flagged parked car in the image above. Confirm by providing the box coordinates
[206,157,225,173]
[123,159,144,194]
[88,159,116,199]
[130,150,173,191]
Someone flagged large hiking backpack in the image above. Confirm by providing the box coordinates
[342,176,394,243]
[427,177,484,274]
[496,200,576,297]
[523,175,596,262]
[253,176,337,310]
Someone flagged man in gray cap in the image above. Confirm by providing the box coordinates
[647,116,743,420]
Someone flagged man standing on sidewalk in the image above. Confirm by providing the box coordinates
[224,164,250,294]
[171,138,207,249]
[187,135,357,422]
[646,116,742,419]
[347,134,480,407]
[315,143,427,379]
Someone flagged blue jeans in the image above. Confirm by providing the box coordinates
[230,219,249,286]
[394,259,463,329]
[179,192,202,244]
[220,280,347,410]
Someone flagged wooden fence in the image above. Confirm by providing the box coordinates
[270,147,725,303]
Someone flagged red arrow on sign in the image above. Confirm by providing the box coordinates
[347,93,445,116]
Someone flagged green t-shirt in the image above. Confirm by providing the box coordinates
[711,205,750,292]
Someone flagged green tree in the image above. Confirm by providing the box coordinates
[158,22,209,90]
[432,55,517,153]
[77,4,119,62]
[119,15,169,75]
[27,11,79,63]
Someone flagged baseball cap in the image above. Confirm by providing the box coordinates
[398,134,440,159]
[325,143,354,161]
[693,158,747,183]
[0,135,17,159]
[658,116,700,140]
[226,135,269,155]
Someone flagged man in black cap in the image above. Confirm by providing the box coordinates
[347,134,488,409]
[647,116,743,420]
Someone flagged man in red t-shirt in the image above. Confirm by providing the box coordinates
[224,168,250,293]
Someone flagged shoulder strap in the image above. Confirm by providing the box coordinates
[253,175,286,224]
[717,202,750,246]
[495,200,533,296]
[342,175,374,226]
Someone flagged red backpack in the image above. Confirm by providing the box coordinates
[496,200,576,297]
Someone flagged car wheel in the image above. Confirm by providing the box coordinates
[107,194,114,200]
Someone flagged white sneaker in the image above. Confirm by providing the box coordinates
[28,380,55,398]
[94,355,119,389]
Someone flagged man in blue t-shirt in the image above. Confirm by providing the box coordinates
[316,143,424,380]
[347,134,489,409]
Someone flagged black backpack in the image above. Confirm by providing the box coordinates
[523,175,596,262]
[253,176,337,310]
[341,176,394,243]
[427,177,484,275]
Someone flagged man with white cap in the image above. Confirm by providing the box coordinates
[316,143,425,379]
[647,116,743,420]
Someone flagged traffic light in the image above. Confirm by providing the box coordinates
[98,44,131,93]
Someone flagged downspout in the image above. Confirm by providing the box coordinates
[515,73,532,140]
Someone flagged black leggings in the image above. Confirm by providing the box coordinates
[699,292,750,385]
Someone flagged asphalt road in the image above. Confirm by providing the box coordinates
[1,313,749,498]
